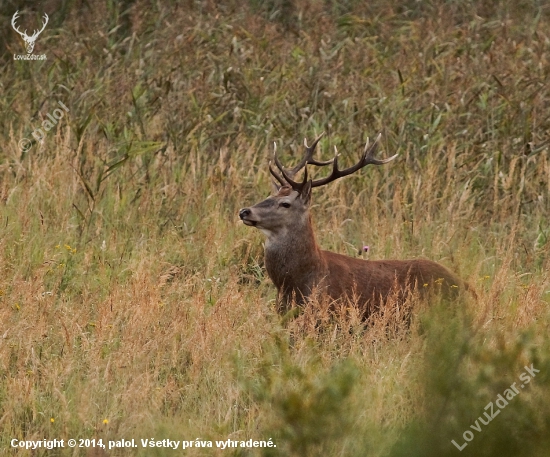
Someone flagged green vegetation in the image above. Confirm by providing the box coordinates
[1,0,549,455]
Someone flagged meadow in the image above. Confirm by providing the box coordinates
[1,0,549,455]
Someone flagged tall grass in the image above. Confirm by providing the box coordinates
[1,0,549,455]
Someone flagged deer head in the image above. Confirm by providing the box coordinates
[239,134,329,238]
[11,11,49,54]
[239,133,398,243]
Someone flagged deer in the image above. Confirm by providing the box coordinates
[11,11,49,54]
[239,133,470,318]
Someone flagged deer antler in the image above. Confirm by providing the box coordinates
[271,133,398,193]
[32,13,49,39]
[269,132,334,190]
[310,134,398,188]
[11,11,26,38]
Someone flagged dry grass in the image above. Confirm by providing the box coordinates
[1,0,550,455]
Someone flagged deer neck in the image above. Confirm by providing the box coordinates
[263,215,326,295]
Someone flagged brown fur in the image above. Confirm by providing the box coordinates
[264,219,467,315]
[240,171,470,318]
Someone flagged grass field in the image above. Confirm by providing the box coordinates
[1,0,550,455]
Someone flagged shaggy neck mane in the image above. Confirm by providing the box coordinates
[264,214,325,298]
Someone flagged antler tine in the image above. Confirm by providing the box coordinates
[362,133,399,165]
[269,164,287,188]
[303,132,333,166]
[11,11,26,36]
[28,13,49,39]
[310,134,398,188]
[37,13,49,35]
[269,142,286,189]
[272,150,305,192]
[285,132,333,177]
[269,141,298,187]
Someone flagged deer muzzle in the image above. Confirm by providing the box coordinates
[239,208,256,226]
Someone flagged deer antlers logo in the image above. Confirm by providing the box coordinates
[11,11,49,54]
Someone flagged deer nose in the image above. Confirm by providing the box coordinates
[239,208,251,220]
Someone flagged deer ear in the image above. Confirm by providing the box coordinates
[301,179,312,204]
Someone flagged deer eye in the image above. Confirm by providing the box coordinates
[280,202,291,208]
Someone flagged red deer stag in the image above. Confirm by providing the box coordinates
[239,133,468,316]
